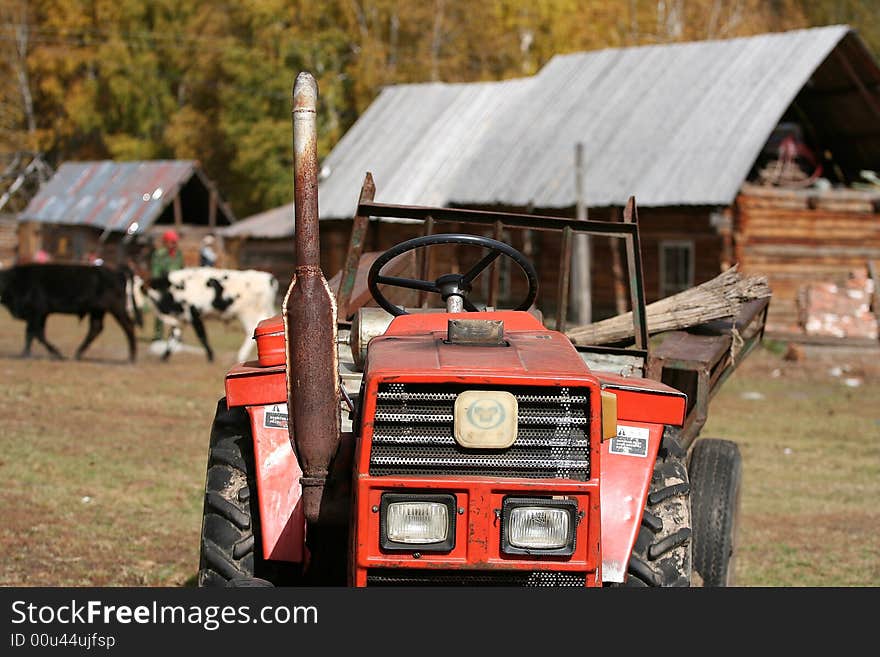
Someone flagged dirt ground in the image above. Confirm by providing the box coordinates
[0,311,234,586]
[0,309,878,586]
[701,338,880,585]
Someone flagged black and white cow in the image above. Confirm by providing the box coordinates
[0,263,142,361]
[143,267,278,362]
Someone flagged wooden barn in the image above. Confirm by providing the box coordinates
[222,203,356,292]
[226,25,880,336]
[16,160,236,271]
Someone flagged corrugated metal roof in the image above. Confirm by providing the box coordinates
[19,160,234,233]
[312,25,856,219]
[219,202,419,238]
[222,203,293,238]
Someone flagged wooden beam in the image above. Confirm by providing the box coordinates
[572,142,592,325]
[208,189,217,229]
[834,48,880,123]
[555,226,573,331]
[173,195,182,228]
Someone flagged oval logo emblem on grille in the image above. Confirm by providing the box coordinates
[454,391,518,449]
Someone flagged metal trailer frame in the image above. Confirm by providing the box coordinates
[335,173,651,361]
[645,297,770,448]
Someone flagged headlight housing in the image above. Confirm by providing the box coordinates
[380,493,456,552]
[501,497,578,556]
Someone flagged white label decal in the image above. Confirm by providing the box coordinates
[263,403,289,430]
[610,425,650,457]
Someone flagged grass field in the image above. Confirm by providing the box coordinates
[0,309,878,586]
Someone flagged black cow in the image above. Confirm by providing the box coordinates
[0,263,142,362]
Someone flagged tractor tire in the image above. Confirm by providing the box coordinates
[197,398,301,587]
[623,430,692,587]
[688,438,742,587]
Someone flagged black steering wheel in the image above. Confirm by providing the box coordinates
[367,233,539,316]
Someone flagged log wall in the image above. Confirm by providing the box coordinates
[734,183,880,333]
[231,207,723,325]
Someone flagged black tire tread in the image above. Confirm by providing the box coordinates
[197,398,301,587]
[689,438,742,587]
[623,430,693,587]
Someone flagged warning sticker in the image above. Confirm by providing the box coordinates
[263,403,289,430]
[609,425,650,458]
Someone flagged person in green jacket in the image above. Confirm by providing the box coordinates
[150,229,184,340]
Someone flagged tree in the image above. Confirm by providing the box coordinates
[3,0,874,218]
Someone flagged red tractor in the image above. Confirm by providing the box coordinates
[197,73,768,588]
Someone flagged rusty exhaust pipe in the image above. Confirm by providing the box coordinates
[284,72,340,526]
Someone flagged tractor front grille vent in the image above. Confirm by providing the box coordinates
[369,383,590,480]
[366,568,587,587]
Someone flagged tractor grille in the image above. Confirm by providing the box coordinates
[366,569,587,587]
[369,383,590,480]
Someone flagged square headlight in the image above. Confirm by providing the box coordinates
[501,497,578,556]
[380,493,456,552]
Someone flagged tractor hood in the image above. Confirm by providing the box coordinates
[366,311,597,384]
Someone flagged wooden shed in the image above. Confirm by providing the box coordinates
[227,25,880,335]
[16,160,236,271]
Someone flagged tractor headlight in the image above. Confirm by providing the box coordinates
[380,493,456,552]
[502,497,578,556]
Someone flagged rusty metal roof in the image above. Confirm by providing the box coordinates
[19,160,235,233]
[308,24,875,220]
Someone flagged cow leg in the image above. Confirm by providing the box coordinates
[21,319,37,358]
[22,319,37,358]
[31,315,64,359]
[109,305,137,363]
[75,311,105,360]
[237,318,258,363]
[162,326,181,361]
[190,307,213,361]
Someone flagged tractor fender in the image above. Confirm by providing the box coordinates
[597,377,686,583]
[222,365,305,563]
[244,404,306,564]
[599,420,666,583]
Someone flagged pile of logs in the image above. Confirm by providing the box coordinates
[566,266,771,346]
